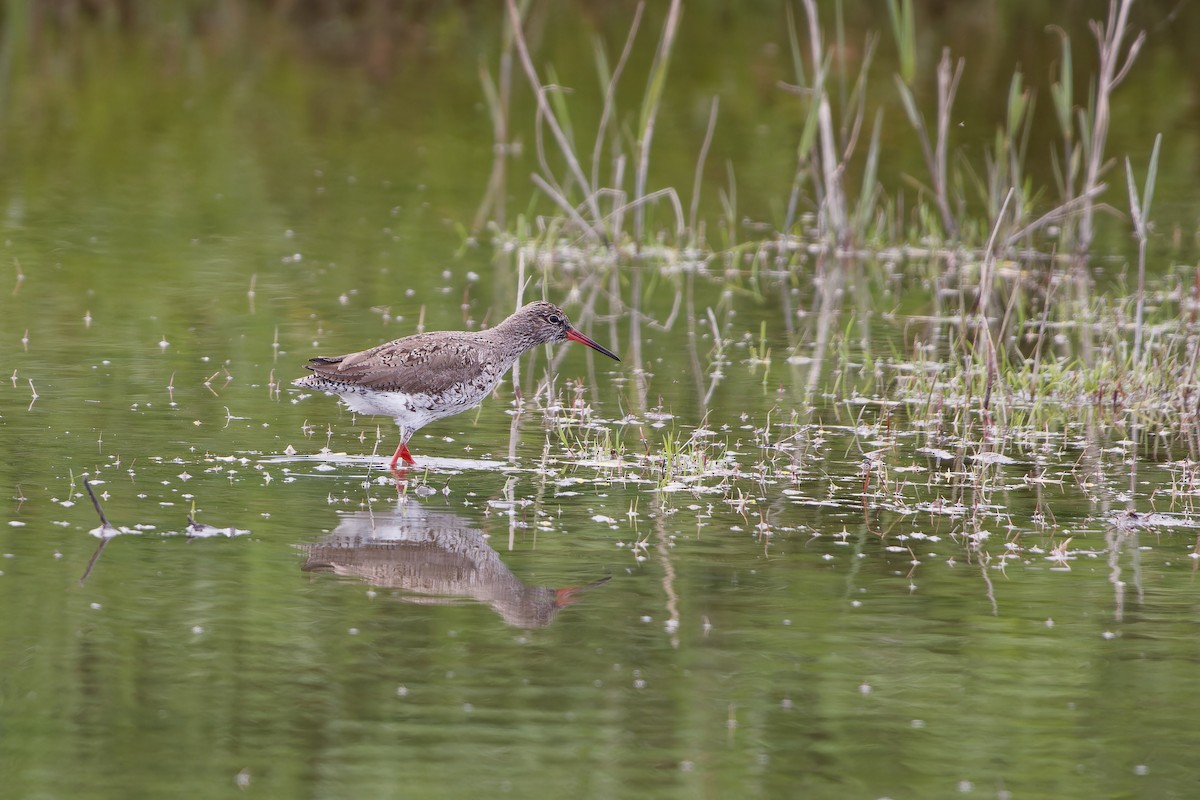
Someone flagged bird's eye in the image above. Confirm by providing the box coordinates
[547,314,562,325]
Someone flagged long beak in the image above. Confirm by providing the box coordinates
[566,328,621,362]
[554,575,614,608]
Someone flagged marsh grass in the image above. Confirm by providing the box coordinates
[494,0,1147,261]
[476,2,1200,504]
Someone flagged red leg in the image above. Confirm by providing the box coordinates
[389,441,416,470]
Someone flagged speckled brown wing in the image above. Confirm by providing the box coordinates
[305,332,500,395]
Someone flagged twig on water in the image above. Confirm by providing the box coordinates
[80,481,118,586]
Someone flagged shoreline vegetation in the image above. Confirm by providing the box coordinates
[485,0,1151,257]
[476,0,1200,466]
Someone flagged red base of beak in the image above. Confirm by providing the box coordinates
[566,328,621,362]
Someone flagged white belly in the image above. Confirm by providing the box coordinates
[335,384,491,433]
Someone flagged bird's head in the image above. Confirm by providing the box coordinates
[514,301,620,362]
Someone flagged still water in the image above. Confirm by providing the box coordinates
[3,3,1200,799]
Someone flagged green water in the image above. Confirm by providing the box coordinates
[3,3,1200,799]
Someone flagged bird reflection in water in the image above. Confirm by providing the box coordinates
[300,503,610,628]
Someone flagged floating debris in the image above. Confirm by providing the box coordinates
[1109,511,1200,531]
[185,516,251,540]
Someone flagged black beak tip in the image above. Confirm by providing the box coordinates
[566,327,621,362]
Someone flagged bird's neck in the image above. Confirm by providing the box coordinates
[486,315,541,355]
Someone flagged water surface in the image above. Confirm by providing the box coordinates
[3,3,1200,799]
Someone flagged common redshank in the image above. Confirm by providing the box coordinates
[293,301,620,469]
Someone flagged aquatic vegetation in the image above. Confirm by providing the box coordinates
[480,0,1195,476]
[493,0,1158,261]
